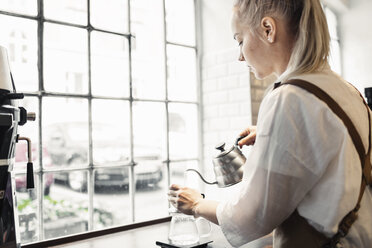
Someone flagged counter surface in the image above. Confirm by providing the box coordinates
[51,221,272,248]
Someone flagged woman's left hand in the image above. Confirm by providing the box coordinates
[168,184,203,216]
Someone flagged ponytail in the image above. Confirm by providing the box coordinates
[234,0,330,81]
[286,0,330,80]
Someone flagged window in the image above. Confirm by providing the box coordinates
[0,0,199,244]
[324,6,342,75]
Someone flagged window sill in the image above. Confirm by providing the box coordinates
[23,217,171,248]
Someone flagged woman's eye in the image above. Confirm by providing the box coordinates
[238,41,243,46]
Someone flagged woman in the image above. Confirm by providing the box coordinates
[168,0,372,247]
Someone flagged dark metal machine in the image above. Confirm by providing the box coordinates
[365,87,372,110]
[0,46,35,248]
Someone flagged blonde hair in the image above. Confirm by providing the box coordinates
[234,0,330,81]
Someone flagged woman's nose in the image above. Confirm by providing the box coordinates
[238,52,245,61]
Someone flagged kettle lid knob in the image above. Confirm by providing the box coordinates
[215,142,226,152]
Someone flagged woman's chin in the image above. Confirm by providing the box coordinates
[253,71,264,80]
[253,70,271,80]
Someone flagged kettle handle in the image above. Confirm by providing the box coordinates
[235,135,247,146]
[186,169,218,185]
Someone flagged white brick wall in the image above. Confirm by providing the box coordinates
[201,48,252,190]
[200,48,276,201]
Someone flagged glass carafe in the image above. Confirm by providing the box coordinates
[168,208,211,246]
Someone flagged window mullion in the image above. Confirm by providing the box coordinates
[127,0,135,223]
[162,0,171,195]
[37,0,44,242]
[87,0,95,231]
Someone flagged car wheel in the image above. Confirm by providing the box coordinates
[28,190,36,200]
[44,185,51,196]
[68,171,87,192]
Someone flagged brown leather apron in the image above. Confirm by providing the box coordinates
[271,80,372,248]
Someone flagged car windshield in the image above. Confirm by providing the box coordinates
[66,125,89,142]
[92,124,120,141]
[55,123,126,143]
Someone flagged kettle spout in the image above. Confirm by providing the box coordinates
[186,169,218,185]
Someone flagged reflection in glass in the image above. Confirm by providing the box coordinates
[15,174,39,244]
[131,0,165,100]
[91,31,129,97]
[93,168,131,230]
[44,23,88,94]
[0,15,38,92]
[16,97,40,171]
[167,45,197,101]
[92,100,130,166]
[0,0,37,16]
[43,172,88,240]
[42,98,89,169]
[44,0,87,25]
[135,165,167,222]
[90,0,128,33]
[169,103,198,159]
[165,0,195,46]
[133,102,166,160]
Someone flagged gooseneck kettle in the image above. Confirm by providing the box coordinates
[187,136,247,187]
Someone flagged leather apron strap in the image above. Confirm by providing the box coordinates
[272,79,372,248]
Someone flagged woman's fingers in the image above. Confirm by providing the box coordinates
[168,196,178,205]
[239,128,250,138]
[169,184,180,190]
[167,186,203,215]
[238,126,257,147]
[238,134,255,147]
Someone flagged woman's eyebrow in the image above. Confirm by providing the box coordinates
[233,33,239,40]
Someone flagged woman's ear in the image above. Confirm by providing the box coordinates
[261,17,276,43]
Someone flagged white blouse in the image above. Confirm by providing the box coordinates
[216,68,372,248]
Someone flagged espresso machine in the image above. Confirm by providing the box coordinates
[365,87,372,110]
[0,46,35,248]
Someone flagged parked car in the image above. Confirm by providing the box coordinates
[15,142,54,196]
[44,122,163,192]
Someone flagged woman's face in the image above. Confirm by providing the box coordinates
[232,13,274,79]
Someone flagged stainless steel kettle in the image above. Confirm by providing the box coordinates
[187,136,247,187]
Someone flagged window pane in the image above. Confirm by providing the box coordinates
[170,160,199,186]
[90,0,128,33]
[133,102,167,221]
[91,31,129,97]
[167,45,197,101]
[0,15,38,92]
[135,165,167,222]
[165,0,195,46]
[94,168,131,230]
[330,39,342,75]
[44,23,88,94]
[44,0,87,25]
[92,100,130,166]
[169,103,198,159]
[0,0,37,16]
[16,97,40,171]
[325,7,338,40]
[131,0,165,100]
[133,102,166,160]
[43,98,89,169]
[16,174,40,244]
[43,172,89,240]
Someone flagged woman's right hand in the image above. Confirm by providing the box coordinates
[237,126,257,148]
